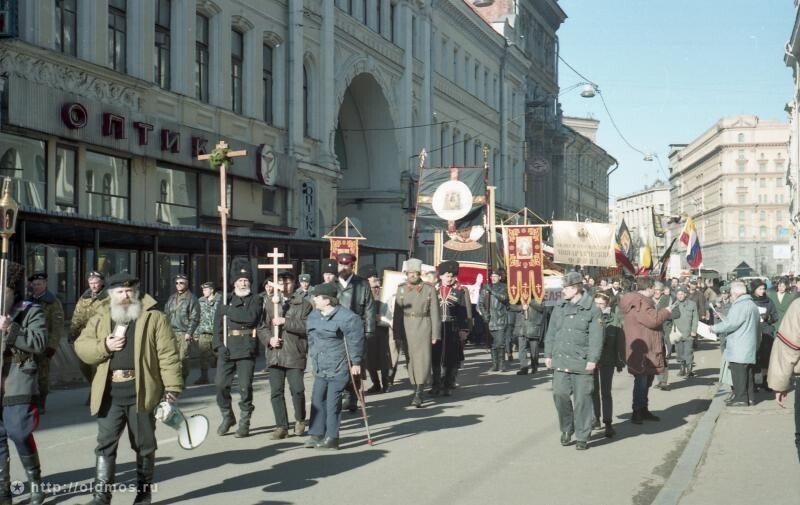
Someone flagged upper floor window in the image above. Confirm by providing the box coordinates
[303,65,311,137]
[154,0,171,90]
[108,0,127,72]
[231,29,244,114]
[55,0,77,56]
[263,44,274,124]
[737,133,745,143]
[195,13,210,103]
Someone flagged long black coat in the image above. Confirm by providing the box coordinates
[263,291,313,369]
[213,291,262,360]
[336,276,376,336]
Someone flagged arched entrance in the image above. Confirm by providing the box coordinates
[335,73,406,255]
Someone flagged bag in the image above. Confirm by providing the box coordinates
[669,324,683,344]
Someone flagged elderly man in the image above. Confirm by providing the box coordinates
[26,272,64,414]
[769,296,800,462]
[70,271,108,389]
[75,273,182,505]
[164,274,200,381]
[544,272,603,450]
[393,259,441,407]
[712,281,760,407]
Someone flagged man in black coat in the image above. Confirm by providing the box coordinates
[213,266,262,438]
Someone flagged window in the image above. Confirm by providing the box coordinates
[453,48,458,81]
[0,132,46,209]
[484,70,489,102]
[376,0,381,33]
[154,0,171,89]
[262,187,286,219]
[108,0,127,72]
[303,65,311,137]
[195,13,210,103]
[452,130,458,165]
[55,146,77,213]
[739,210,745,221]
[760,210,766,222]
[759,178,766,188]
[474,64,479,94]
[760,226,767,239]
[263,44,273,124]
[55,0,77,56]
[737,194,745,204]
[86,151,129,220]
[777,210,783,222]
[200,173,231,217]
[738,225,746,239]
[411,16,417,58]
[155,165,198,226]
[777,177,783,188]
[231,29,244,114]
[737,133,745,143]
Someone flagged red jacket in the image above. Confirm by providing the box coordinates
[619,292,672,375]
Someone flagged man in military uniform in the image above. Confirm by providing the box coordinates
[297,273,314,302]
[544,271,603,451]
[434,260,472,397]
[321,259,337,285]
[69,271,108,389]
[27,272,64,414]
[195,281,221,385]
[214,266,261,438]
[335,253,375,411]
[393,259,441,407]
[480,269,510,372]
[164,274,200,381]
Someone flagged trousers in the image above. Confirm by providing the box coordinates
[592,366,615,422]
[552,370,594,442]
[0,404,39,461]
[632,374,654,411]
[268,366,306,429]
[95,395,156,458]
[728,362,754,404]
[215,357,255,416]
[676,339,694,366]
[518,337,540,370]
[308,374,349,439]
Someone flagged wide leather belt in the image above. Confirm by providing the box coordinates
[228,329,254,336]
[111,369,135,382]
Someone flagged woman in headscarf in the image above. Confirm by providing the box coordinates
[750,279,779,392]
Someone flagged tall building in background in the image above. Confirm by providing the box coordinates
[610,180,671,256]
[784,3,800,273]
[668,116,790,277]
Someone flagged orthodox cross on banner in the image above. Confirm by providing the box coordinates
[257,248,293,341]
[197,140,247,345]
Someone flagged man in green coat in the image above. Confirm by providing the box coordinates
[544,272,603,451]
[75,272,182,505]
[27,272,64,414]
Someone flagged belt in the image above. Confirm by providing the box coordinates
[111,369,135,383]
[404,313,430,318]
[228,329,255,337]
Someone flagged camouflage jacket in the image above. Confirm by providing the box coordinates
[165,291,200,337]
[197,293,222,335]
[69,289,108,343]
[28,290,65,351]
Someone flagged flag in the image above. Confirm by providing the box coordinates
[652,208,666,238]
[615,219,634,261]
[680,217,703,268]
[656,238,677,280]
[640,241,653,271]
[614,244,636,275]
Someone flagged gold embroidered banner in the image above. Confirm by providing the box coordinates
[552,221,616,267]
[502,226,545,304]
[329,237,360,271]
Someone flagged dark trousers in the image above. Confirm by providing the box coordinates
[552,370,594,442]
[632,374,654,411]
[592,366,615,422]
[729,362,754,403]
[215,357,255,417]
[95,396,156,458]
[794,377,800,460]
[268,366,306,429]
[0,404,39,461]
[308,374,349,439]
[518,337,539,370]
[676,339,694,366]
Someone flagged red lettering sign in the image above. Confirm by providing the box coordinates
[102,113,126,139]
[160,129,180,153]
[133,122,153,145]
[61,103,88,129]
[192,137,208,157]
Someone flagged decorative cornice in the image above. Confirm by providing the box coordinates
[264,31,284,47]
[0,45,141,110]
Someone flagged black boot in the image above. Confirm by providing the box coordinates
[366,370,382,394]
[411,386,423,408]
[0,457,11,505]
[490,349,499,372]
[133,454,155,504]
[235,410,252,438]
[442,368,457,396]
[194,369,209,385]
[85,455,115,505]
[604,420,615,438]
[380,369,391,393]
[631,409,644,425]
[516,366,529,376]
[430,368,442,396]
[20,453,45,505]
[217,411,236,436]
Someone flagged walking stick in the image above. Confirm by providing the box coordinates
[342,331,373,446]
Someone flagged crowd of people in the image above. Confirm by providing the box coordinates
[1,257,799,504]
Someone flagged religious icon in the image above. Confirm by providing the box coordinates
[444,225,484,252]
[516,236,533,259]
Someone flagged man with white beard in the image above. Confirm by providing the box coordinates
[75,272,182,505]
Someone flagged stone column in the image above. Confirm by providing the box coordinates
[78,0,106,66]
[209,7,231,109]
[421,6,433,165]
[127,0,154,82]
[366,0,378,31]
[287,0,305,152]
[171,0,194,96]
[319,0,335,162]
[243,26,261,119]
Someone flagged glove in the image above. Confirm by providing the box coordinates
[44,347,56,358]
[164,391,180,403]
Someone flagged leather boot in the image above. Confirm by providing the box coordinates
[85,455,115,505]
[217,411,236,436]
[133,454,155,504]
[20,452,45,505]
[0,456,11,505]
[235,410,252,438]
[498,352,507,372]
[411,386,423,408]
[366,370,382,394]
[380,369,391,393]
[490,349,499,372]
[442,368,457,396]
[604,421,615,438]
[631,409,644,425]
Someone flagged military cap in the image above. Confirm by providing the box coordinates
[336,252,356,265]
[313,282,339,300]
[28,272,47,282]
[174,274,188,282]
[676,285,688,294]
[278,270,296,280]
[200,281,216,290]
[492,268,505,277]
[298,273,311,283]
[719,285,730,294]
[233,267,252,282]
[107,272,139,289]
[87,271,105,281]
[404,258,423,273]
[321,258,338,275]
[438,260,459,276]
[563,271,583,287]
[359,264,378,279]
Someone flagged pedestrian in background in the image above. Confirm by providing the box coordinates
[195,281,221,385]
[592,292,625,437]
[164,274,200,382]
[26,272,64,414]
[481,269,510,372]
[511,296,546,376]
[751,279,778,391]
[70,271,108,397]
[672,286,699,378]
[653,281,674,390]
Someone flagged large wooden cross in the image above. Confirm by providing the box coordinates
[257,247,293,342]
[197,140,247,346]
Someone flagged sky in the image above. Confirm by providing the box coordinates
[556,0,797,202]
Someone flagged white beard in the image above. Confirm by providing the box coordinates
[234,287,251,297]
[110,299,142,324]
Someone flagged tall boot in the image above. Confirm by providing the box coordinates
[442,368,457,397]
[20,452,45,505]
[490,349,499,372]
[411,386,423,408]
[366,370,382,394]
[133,454,155,504]
[217,410,236,436]
[235,409,252,438]
[0,456,11,505]
[84,455,115,505]
[380,369,391,393]
[430,367,442,396]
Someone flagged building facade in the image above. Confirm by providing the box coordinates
[784,1,800,273]
[668,116,791,277]
[610,180,671,254]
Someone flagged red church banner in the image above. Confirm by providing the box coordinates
[329,237,360,271]
[502,226,545,304]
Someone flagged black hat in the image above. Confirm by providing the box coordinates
[438,260,459,276]
[107,272,139,289]
[336,253,356,265]
[233,267,252,282]
[312,282,338,299]
[200,281,215,290]
[28,272,47,282]
[278,270,296,280]
[174,274,188,282]
[359,264,378,279]
[321,259,338,275]
[87,271,105,281]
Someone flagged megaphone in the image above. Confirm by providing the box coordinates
[155,402,209,450]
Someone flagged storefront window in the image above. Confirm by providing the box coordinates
[85,249,137,280]
[55,146,77,213]
[85,151,129,220]
[156,165,198,226]
[25,243,78,318]
[156,253,188,305]
[199,173,232,217]
[0,132,46,209]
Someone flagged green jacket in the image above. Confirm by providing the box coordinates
[165,291,200,337]
[75,293,183,416]
[69,289,108,342]
[544,291,603,374]
[29,290,64,351]
[197,293,222,335]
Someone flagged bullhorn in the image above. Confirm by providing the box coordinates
[155,402,209,450]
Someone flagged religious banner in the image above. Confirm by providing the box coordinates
[552,221,616,267]
[324,217,365,272]
[502,225,545,304]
